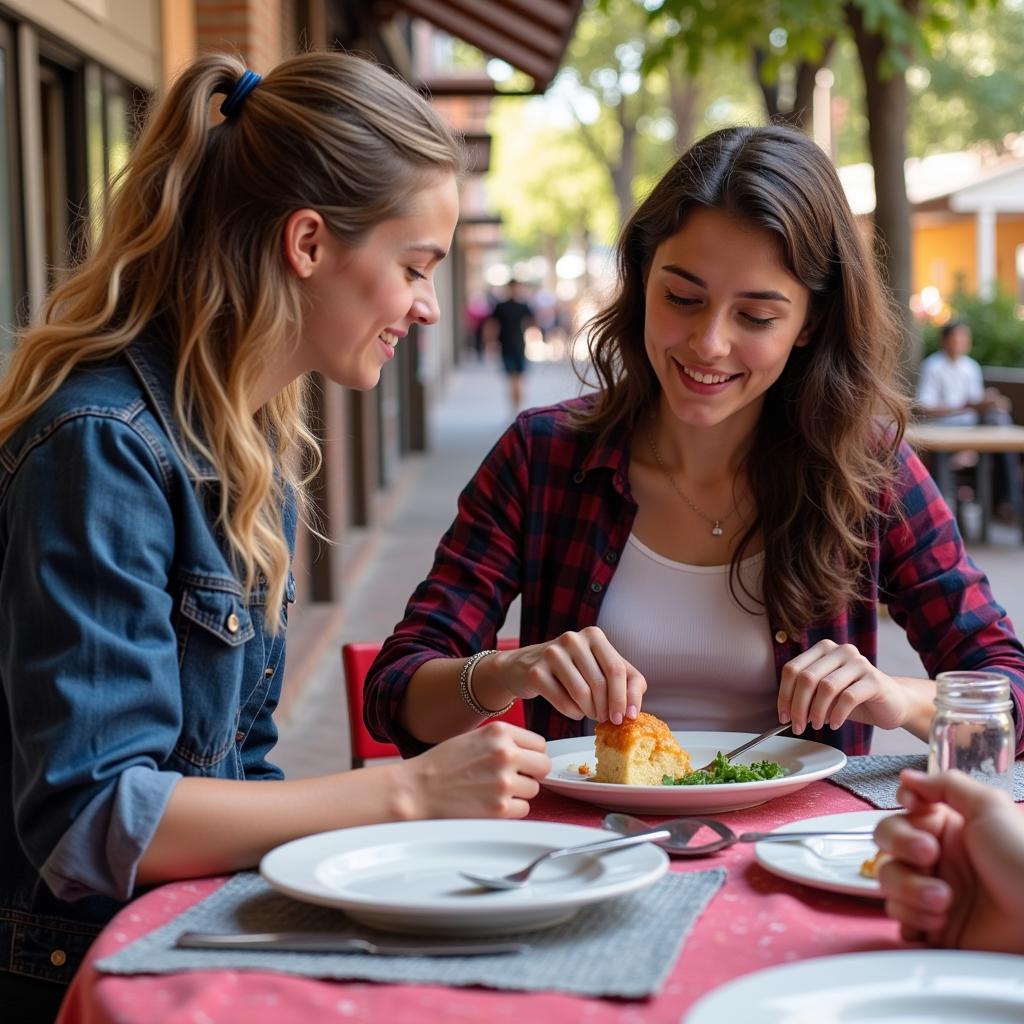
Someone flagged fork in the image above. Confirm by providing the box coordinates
[458,825,671,891]
[693,722,791,773]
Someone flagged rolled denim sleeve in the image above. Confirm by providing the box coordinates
[1,414,184,901]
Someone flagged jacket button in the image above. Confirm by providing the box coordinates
[50,949,67,967]
[573,470,585,483]
[235,730,245,743]
[265,666,274,678]
[590,581,603,593]
[774,630,788,643]
[604,549,619,563]
[226,612,240,634]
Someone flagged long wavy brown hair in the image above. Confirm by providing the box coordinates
[0,51,461,627]
[578,125,909,634]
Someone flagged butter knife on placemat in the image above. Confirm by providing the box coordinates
[177,931,529,957]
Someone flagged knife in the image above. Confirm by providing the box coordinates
[176,931,530,957]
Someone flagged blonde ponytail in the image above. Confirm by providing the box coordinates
[0,51,461,627]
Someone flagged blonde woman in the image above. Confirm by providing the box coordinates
[0,52,549,1021]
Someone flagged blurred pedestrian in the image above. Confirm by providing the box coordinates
[488,279,535,411]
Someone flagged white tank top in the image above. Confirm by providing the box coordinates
[595,533,779,733]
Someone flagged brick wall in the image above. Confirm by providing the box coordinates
[195,0,286,70]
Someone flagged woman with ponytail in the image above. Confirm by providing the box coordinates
[0,52,549,1021]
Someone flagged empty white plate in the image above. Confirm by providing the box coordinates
[260,818,668,935]
[754,809,897,898]
[541,731,846,814]
[683,950,1024,1022]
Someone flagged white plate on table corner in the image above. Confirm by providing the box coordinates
[540,731,846,814]
[754,809,897,899]
[683,950,1024,1023]
[260,818,667,936]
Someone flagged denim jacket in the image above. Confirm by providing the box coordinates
[0,334,296,986]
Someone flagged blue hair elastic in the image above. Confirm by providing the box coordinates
[220,69,262,118]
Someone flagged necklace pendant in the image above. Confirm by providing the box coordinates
[711,521,724,537]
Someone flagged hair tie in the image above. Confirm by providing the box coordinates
[220,69,262,118]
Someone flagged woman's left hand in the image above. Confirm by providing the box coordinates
[777,639,909,733]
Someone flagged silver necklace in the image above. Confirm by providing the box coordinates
[646,428,732,537]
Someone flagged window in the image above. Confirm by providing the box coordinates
[0,22,23,343]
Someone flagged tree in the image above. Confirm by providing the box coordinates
[908,0,1024,155]
[646,0,998,371]
[485,0,760,253]
[557,0,683,223]
[487,98,619,256]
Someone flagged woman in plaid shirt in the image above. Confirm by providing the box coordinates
[366,125,1024,762]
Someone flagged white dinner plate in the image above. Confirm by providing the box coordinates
[683,950,1024,1022]
[540,731,846,814]
[260,819,668,935]
[754,809,896,899]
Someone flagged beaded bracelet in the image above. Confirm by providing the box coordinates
[458,650,515,717]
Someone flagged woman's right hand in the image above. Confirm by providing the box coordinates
[399,722,552,820]
[473,627,647,725]
[874,768,1024,954]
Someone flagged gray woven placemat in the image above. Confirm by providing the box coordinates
[829,754,1024,808]
[96,869,725,999]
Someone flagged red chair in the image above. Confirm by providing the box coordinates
[342,638,524,768]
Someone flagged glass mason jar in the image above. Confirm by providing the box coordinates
[928,671,1014,795]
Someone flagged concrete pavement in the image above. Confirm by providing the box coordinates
[273,351,1024,776]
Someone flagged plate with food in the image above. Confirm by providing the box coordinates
[540,713,846,814]
[260,818,668,935]
[753,809,897,898]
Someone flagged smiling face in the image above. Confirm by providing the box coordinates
[644,207,812,439]
[288,173,459,393]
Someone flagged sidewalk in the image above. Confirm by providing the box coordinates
[273,354,1024,776]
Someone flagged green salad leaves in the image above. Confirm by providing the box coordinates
[663,751,786,786]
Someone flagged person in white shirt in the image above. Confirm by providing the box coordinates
[916,319,1021,522]
[916,320,1009,426]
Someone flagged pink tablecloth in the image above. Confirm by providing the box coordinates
[56,782,905,1024]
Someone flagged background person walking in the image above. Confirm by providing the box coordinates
[487,279,536,411]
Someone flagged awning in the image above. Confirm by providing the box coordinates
[389,0,583,93]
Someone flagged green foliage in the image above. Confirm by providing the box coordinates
[486,0,761,248]
[909,0,1024,155]
[644,0,998,85]
[486,98,619,250]
[922,289,1024,366]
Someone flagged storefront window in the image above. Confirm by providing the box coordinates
[0,23,22,346]
[0,47,14,340]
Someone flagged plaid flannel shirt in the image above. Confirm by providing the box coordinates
[364,397,1024,759]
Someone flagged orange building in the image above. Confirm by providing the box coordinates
[841,146,1024,309]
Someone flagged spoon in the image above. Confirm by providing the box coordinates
[458,825,671,891]
[604,813,873,857]
[692,722,791,774]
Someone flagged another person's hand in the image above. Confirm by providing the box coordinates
[400,722,551,820]
[777,639,909,733]
[874,768,1024,954]
[475,627,647,725]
